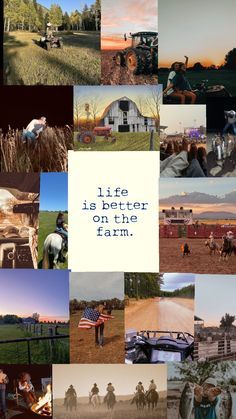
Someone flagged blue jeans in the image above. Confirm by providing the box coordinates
[56,227,68,239]
[23,131,37,141]
[223,122,236,135]
[0,388,6,414]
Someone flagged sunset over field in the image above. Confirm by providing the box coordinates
[101,0,158,50]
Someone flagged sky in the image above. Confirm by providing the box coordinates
[70,272,124,300]
[0,270,69,321]
[160,105,206,134]
[159,0,236,67]
[53,364,167,398]
[101,0,158,50]
[40,173,68,211]
[74,85,162,119]
[159,178,236,214]
[39,0,94,14]
[162,273,195,292]
[195,275,236,327]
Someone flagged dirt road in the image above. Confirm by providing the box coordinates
[125,297,194,334]
[160,238,236,274]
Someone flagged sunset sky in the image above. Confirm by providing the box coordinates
[0,270,69,322]
[195,275,236,327]
[101,0,158,50]
[159,0,236,67]
[162,273,195,292]
[74,85,162,120]
[160,105,206,133]
[53,364,167,398]
[160,178,236,214]
[70,272,124,300]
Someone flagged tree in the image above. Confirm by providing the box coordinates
[175,361,231,385]
[145,87,162,131]
[192,62,205,71]
[220,313,235,332]
[70,10,81,31]
[225,48,236,70]
[49,4,63,31]
[63,12,71,31]
[32,313,40,323]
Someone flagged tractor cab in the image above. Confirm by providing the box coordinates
[129,32,158,49]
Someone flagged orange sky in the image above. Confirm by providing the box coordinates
[101,0,158,50]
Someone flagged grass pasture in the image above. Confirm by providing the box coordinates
[70,310,124,364]
[74,132,159,151]
[4,31,101,85]
[158,69,236,96]
[0,323,69,364]
[38,211,68,269]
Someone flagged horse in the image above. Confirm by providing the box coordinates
[132,391,146,410]
[42,233,67,269]
[145,389,159,410]
[205,240,220,255]
[220,237,236,260]
[90,394,101,408]
[64,394,77,412]
[104,392,116,410]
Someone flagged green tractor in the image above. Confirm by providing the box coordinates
[114,31,158,75]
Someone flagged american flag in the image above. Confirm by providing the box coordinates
[78,307,114,329]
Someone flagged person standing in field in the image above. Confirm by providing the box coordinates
[23,116,47,141]
[0,368,9,418]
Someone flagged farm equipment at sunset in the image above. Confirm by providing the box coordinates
[114,31,158,75]
[77,126,116,144]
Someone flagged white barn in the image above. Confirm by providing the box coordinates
[99,96,156,133]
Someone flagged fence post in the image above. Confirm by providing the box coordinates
[149,130,154,151]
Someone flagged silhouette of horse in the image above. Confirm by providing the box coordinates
[146,390,159,410]
[64,394,77,412]
[135,391,146,410]
[220,237,236,260]
[205,240,220,255]
[104,392,116,410]
[91,394,101,408]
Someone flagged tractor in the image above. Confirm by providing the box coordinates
[77,126,116,144]
[114,31,158,75]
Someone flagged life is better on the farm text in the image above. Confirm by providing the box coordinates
[82,186,149,237]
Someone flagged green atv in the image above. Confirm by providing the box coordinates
[114,31,158,75]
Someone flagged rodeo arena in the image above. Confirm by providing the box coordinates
[159,207,236,274]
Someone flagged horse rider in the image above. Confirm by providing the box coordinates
[209,231,215,244]
[104,383,116,403]
[89,383,100,404]
[182,242,190,257]
[65,385,77,399]
[46,22,54,39]
[226,230,234,246]
[146,379,157,397]
[131,381,145,404]
[56,211,68,249]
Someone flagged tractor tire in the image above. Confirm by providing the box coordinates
[114,52,125,67]
[125,49,144,75]
[140,50,152,74]
[152,50,158,74]
[79,131,95,144]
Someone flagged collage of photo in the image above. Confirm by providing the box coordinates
[0,0,236,418]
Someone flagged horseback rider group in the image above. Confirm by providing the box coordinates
[104,382,116,403]
[132,379,158,403]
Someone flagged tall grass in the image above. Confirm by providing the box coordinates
[0,126,73,172]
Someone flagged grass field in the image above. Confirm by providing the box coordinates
[4,31,101,85]
[0,323,69,364]
[38,211,68,269]
[70,310,124,363]
[158,70,236,96]
[74,132,159,151]
[54,397,167,419]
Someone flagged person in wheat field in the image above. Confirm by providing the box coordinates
[23,116,47,142]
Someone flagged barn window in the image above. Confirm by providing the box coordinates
[119,101,129,111]
[144,117,148,126]
[109,116,114,124]
[123,112,128,125]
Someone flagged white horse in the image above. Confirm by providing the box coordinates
[90,394,101,408]
[42,233,67,269]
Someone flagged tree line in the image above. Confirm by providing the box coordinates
[125,273,163,299]
[4,0,101,32]
[161,284,194,298]
[0,314,68,325]
[70,298,124,314]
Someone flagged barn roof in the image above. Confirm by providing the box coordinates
[100,96,153,120]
